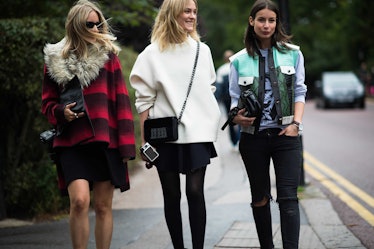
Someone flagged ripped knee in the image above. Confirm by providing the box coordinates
[251,195,272,208]
[277,197,299,217]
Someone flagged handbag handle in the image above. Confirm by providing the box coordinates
[177,41,200,123]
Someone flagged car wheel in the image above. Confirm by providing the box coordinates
[322,98,328,109]
[359,98,366,109]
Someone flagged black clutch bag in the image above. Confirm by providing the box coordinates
[144,117,179,144]
[60,76,85,113]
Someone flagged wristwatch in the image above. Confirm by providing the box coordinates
[291,121,303,132]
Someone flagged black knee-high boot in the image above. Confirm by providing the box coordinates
[252,201,274,249]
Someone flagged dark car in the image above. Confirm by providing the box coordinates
[315,71,365,109]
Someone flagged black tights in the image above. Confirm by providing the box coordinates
[158,167,207,249]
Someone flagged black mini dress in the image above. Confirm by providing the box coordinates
[57,142,129,192]
[152,142,217,174]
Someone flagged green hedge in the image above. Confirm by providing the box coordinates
[0,17,69,218]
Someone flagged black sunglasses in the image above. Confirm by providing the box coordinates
[86,21,102,29]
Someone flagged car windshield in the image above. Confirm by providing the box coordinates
[324,74,359,88]
[328,80,355,88]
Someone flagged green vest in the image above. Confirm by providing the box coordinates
[231,45,299,125]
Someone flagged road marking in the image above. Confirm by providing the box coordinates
[304,152,374,227]
[304,151,374,208]
[304,163,374,226]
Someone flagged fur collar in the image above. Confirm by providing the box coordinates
[43,38,110,87]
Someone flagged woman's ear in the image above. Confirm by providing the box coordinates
[249,16,254,26]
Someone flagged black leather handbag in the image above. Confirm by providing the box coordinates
[60,75,85,113]
[239,88,262,117]
[39,76,84,146]
[144,117,179,143]
[221,88,261,130]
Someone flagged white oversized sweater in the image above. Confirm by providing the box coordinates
[130,36,221,144]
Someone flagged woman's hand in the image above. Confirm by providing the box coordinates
[140,145,155,169]
[279,124,299,136]
[64,102,85,122]
[232,108,256,127]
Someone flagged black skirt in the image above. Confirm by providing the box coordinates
[57,142,129,192]
[152,142,217,174]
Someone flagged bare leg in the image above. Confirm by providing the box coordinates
[93,181,115,249]
[67,179,91,249]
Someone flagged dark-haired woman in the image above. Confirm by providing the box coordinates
[229,0,307,248]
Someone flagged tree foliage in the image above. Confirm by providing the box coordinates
[0,18,68,218]
[198,0,374,86]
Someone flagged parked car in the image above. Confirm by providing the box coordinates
[315,71,365,109]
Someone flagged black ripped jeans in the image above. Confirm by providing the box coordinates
[239,129,302,249]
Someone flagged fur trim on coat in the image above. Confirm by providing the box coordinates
[43,38,110,87]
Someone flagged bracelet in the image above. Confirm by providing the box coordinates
[291,121,300,128]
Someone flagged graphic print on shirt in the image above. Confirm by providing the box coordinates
[262,72,277,123]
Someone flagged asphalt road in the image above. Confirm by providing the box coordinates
[302,99,374,248]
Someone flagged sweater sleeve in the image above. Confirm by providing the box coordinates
[294,50,307,103]
[129,49,157,114]
[229,63,240,109]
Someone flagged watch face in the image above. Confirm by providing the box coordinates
[298,123,304,131]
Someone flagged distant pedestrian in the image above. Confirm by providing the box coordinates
[369,66,374,96]
[229,0,307,248]
[129,0,221,248]
[215,50,240,150]
[358,61,371,95]
[41,0,136,248]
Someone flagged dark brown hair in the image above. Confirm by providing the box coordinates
[244,0,292,57]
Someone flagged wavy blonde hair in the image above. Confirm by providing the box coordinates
[151,0,200,51]
[62,0,120,59]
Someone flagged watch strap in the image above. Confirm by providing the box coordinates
[291,121,300,129]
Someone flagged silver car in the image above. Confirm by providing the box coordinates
[315,71,365,109]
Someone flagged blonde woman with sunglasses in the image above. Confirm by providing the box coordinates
[41,1,136,248]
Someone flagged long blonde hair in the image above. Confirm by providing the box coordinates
[62,0,120,59]
[151,0,200,51]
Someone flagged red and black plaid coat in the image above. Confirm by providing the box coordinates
[41,53,136,193]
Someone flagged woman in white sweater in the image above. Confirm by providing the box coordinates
[129,0,220,248]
